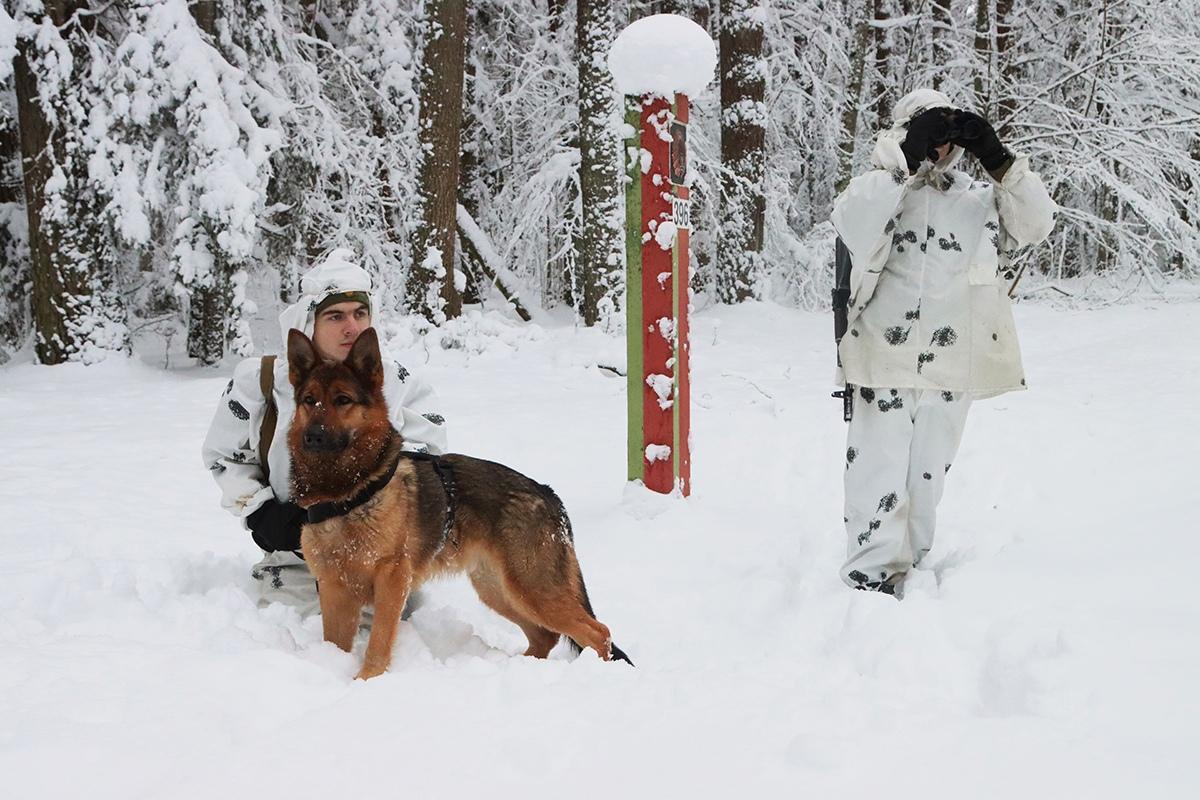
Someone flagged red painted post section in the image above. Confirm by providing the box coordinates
[640,95,675,495]
[611,14,711,497]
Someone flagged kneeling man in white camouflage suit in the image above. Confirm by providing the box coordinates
[202,250,448,613]
[831,88,1056,594]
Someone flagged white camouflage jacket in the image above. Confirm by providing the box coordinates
[201,261,447,522]
[832,102,1056,398]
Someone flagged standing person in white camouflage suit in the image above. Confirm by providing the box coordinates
[831,88,1056,595]
[202,250,448,613]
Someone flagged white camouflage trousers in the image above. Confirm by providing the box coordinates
[250,551,422,621]
[841,386,972,592]
[251,550,322,616]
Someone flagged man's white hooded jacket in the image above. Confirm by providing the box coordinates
[201,253,447,522]
[831,89,1057,398]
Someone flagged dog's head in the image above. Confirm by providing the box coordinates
[286,327,391,457]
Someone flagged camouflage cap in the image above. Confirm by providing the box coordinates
[314,291,371,316]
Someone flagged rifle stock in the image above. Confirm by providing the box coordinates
[832,236,853,422]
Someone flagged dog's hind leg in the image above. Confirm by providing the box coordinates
[496,570,615,661]
[512,576,634,664]
[533,606,614,661]
[469,568,559,658]
[356,560,412,680]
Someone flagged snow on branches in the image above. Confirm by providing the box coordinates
[2,0,1200,364]
[91,0,284,360]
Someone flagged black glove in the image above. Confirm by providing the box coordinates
[950,110,1010,172]
[247,499,305,553]
[900,107,954,172]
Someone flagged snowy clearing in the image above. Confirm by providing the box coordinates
[1,300,1197,798]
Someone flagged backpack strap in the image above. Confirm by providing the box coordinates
[259,355,278,482]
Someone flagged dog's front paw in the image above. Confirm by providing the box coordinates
[354,662,388,681]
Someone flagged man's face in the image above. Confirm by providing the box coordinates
[312,301,371,362]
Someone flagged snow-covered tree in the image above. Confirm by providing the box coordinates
[575,0,624,328]
[88,0,283,365]
[0,84,28,362]
[12,1,128,364]
[410,0,467,324]
[718,0,767,302]
[2,0,1199,367]
[835,0,873,196]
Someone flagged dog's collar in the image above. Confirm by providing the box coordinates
[305,446,404,525]
[303,448,457,545]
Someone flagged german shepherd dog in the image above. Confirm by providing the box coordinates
[286,328,632,680]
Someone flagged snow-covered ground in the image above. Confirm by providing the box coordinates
[2,299,1197,798]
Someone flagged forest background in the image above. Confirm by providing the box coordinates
[2,0,1196,366]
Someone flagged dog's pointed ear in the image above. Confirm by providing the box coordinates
[287,329,319,388]
[347,327,384,391]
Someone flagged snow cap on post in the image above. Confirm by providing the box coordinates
[607,14,717,98]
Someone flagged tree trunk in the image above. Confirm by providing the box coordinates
[186,0,231,364]
[835,0,873,197]
[14,0,127,364]
[0,116,19,207]
[931,0,952,89]
[575,0,624,326]
[15,3,76,365]
[458,0,483,305]
[190,0,216,30]
[457,206,533,322]
[994,0,1017,135]
[718,0,766,303]
[1092,0,1118,274]
[546,0,578,309]
[548,0,576,309]
[653,0,711,26]
[263,150,319,304]
[410,0,467,323]
[549,0,569,33]
[973,0,991,112]
[13,38,66,363]
[186,246,231,365]
[0,100,29,354]
[872,0,893,123]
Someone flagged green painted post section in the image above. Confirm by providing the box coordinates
[624,98,644,483]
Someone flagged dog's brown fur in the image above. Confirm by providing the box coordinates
[287,327,629,680]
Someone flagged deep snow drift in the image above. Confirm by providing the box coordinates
[1,299,1197,798]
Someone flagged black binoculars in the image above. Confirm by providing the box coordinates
[927,109,984,147]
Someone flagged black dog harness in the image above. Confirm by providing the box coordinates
[305,449,458,548]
